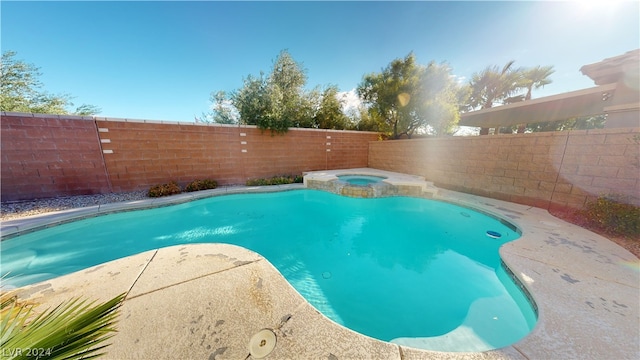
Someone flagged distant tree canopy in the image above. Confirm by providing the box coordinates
[0,51,100,115]
[202,50,591,136]
[201,50,352,134]
[525,114,606,132]
[357,53,465,139]
[197,91,237,124]
[313,86,350,130]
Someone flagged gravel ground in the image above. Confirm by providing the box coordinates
[1,191,148,221]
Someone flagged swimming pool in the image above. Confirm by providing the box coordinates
[0,189,536,352]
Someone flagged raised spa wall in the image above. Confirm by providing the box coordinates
[303,169,438,198]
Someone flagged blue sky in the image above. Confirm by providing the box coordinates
[2,1,638,122]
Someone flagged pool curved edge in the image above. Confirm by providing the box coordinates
[0,184,305,240]
[3,185,639,359]
[11,243,525,359]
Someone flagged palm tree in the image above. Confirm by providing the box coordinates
[466,61,524,134]
[467,60,522,110]
[521,65,555,100]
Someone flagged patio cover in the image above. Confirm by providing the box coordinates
[459,83,617,128]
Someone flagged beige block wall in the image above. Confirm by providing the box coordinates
[96,119,378,192]
[2,113,378,200]
[369,128,640,211]
[1,113,111,201]
[3,110,637,211]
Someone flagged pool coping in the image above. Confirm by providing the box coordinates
[2,172,638,359]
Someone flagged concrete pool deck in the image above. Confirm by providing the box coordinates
[1,173,638,359]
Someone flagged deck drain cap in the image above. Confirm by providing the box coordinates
[248,329,276,358]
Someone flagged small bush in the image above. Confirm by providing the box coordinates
[246,174,303,186]
[185,179,218,192]
[246,178,267,186]
[581,195,640,238]
[148,181,182,198]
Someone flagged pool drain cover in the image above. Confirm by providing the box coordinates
[486,230,502,239]
[248,329,277,358]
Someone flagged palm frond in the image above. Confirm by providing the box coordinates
[0,291,126,360]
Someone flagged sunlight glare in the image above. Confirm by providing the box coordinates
[398,93,411,107]
[575,0,623,16]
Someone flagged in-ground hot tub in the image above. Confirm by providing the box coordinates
[304,168,438,198]
[337,175,387,186]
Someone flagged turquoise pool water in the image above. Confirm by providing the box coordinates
[0,189,536,352]
[337,175,386,186]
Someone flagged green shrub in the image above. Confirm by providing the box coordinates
[148,181,182,197]
[246,178,267,186]
[581,195,640,237]
[246,174,303,186]
[185,179,218,192]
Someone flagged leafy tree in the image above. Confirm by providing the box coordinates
[420,62,466,135]
[74,104,102,116]
[270,50,306,99]
[358,53,462,139]
[346,105,385,132]
[206,50,353,133]
[265,50,311,131]
[232,72,273,127]
[358,53,421,139]
[232,50,312,133]
[313,86,349,129]
[1,51,100,115]
[196,91,238,124]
